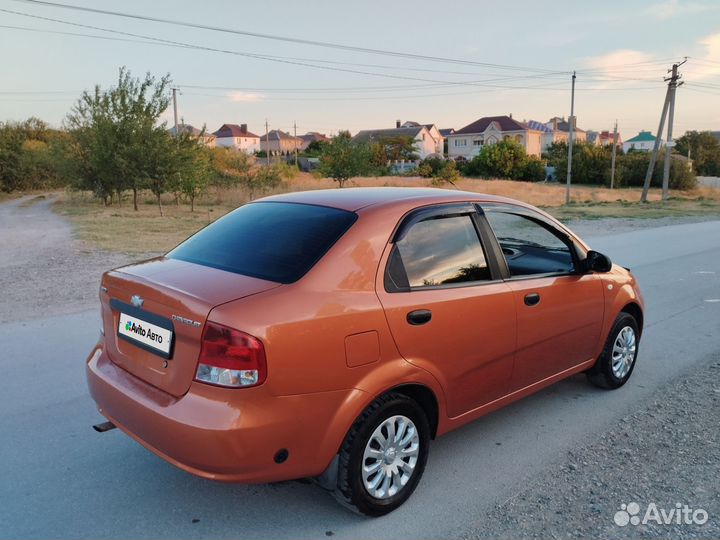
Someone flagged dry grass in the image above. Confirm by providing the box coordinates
[55,191,234,254]
[53,174,720,254]
[18,194,48,207]
[0,190,47,203]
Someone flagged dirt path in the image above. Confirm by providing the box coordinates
[0,196,136,323]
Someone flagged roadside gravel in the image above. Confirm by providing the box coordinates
[464,353,720,539]
[565,215,720,239]
[0,196,137,323]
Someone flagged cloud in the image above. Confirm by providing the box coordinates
[650,0,716,20]
[585,49,656,72]
[685,31,720,80]
[582,50,664,88]
[228,91,265,102]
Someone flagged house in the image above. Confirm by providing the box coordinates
[525,120,554,151]
[260,130,303,155]
[536,116,587,151]
[168,123,215,147]
[399,121,444,155]
[212,124,260,154]
[597,130,623,147]
[447,115,543,159]
[439,128,455,154]
[298,132,330,152]
[623,131,662,153]
[352,124,438,159]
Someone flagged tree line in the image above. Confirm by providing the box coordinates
[543,140,697,190]
[2,67,712,203]
[0,68,287,213]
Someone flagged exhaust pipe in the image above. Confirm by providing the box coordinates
[92,421,116,433]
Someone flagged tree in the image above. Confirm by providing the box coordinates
[615,150,696,190]
[551,141,614,186]
[243,164,283,200]
[0,122,25,192]
[66,67,173,210]
[0,118,72,192]
[302,139,328,157]
[374,135,418,161]
[317,131,373,187]
[462,139,543,181]
[676,131,720,176]
[175,136,212,212]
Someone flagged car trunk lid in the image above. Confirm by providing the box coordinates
[100,257,279,397]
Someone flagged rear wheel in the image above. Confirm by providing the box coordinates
[334,392,430,516]
[587,312,640,389]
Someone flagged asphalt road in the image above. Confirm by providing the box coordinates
[0,206,719,538]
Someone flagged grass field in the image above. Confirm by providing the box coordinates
[51,173,720,254]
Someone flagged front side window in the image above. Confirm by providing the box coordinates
[484,211,575,277]
[387,214,491,290]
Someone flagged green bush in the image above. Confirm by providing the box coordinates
[616,151,696,190]
[551,141,614,186]
[461,139,545,181]
[522,156,546,182]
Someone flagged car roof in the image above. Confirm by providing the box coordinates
[257,187,523,212]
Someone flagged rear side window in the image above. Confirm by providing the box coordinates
[168,202,357,283]
[387,214,491,290]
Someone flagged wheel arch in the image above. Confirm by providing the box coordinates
[621,302,644,335]
[384,383,440,439]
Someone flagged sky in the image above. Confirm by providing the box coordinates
[1,0,720,140]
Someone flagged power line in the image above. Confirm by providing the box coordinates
[8,0,566,73]
[0,22,568,80]
[0,10,669,97]
[0,7,570,89]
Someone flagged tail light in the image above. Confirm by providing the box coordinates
[195,321,267,388]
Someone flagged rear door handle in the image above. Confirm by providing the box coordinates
[524,293,541,306]
[407,309,432,325]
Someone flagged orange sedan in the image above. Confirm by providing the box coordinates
[86,187,644,515]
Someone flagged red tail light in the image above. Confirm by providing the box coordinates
[195,321,267,388]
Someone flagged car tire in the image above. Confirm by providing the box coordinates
[333,392,430,516]
[587,312,640,389]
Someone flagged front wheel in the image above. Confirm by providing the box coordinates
[334,392,430,516]
[587,312,640,389]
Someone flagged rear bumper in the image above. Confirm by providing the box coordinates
[86,343,361,483]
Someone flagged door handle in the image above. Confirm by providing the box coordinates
[524,293,541,306]
[407,309,432,325]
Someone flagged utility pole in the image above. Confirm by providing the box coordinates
[265,119,270,166]
[565,71,576,204]
[641,58,685,202]
[610,120,618,189]
[171,87,179,134]
[661,61,684,200]
[293,120,298,167]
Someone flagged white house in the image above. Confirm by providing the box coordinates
[400,121,444,155]
[448,115,543,159]
[212,124,261,154]
[623,130,662,153]
[352,124,438,159]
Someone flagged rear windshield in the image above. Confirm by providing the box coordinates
[168,202,357,283]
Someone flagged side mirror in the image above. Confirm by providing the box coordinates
[584,250,612,273]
